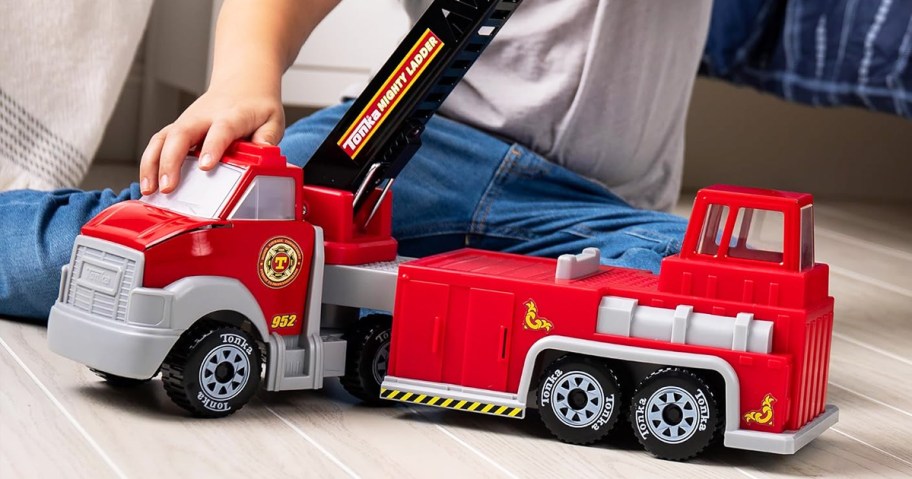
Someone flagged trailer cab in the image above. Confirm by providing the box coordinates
[659,185,828,310]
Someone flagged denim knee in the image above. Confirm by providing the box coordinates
[389,114,511,244]
[466,145,688,274]
[0,185,138,319]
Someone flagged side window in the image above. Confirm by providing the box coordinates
[230,176,295,220]
[728,208,784,263]
[800,205,815,270]
[696,204,730,255]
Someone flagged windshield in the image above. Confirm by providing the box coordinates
[140,157,245,219]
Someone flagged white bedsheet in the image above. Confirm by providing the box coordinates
[0,0,152,191]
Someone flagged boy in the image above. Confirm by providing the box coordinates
[0,0,711,319]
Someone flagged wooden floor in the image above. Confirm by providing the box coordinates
[2,170,911,478]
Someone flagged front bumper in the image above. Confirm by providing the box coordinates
[724,405,839,454]
[47,302,180,379]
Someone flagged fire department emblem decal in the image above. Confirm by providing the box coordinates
[258,237,302,289]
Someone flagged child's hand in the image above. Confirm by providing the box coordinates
[139,83,284,195]
[136,0,339,195]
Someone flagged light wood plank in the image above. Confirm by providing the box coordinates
[830,275,912,357]
[0,321,357,479]
[258,384,507,478]
[0,340,119,479]
[816,202,912,245]
[706,429,912,478]
[826,389,912,467]
[407,406,747,479]
[817,240,912,296]
[829,336,912,413]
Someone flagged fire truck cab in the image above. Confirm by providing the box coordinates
[380,185,836,460]
[46,142,400,411]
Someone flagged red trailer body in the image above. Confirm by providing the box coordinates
[390,247,832,434]
[383,185,836,458]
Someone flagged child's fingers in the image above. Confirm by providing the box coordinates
[198,117,245,171]
[158,121,209,194]
[139,128,168,195]
[250,113,284,146]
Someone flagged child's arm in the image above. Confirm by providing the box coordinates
[139,0,340,195]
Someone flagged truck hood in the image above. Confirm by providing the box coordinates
[82,200,224,250]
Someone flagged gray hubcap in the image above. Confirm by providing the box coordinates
[551,371,604,428]
[371,342,390,385]
[200,344,250,401]
[646,386,699,444]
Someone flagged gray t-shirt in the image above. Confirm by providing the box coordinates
[401,0,712,211]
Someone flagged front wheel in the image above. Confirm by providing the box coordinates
[537,356,622,445]
[629,368,720,461]
[161,324,262,418]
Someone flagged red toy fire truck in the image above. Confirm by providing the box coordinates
[46,0,837,461]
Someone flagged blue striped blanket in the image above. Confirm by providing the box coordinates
[703,0,912,119]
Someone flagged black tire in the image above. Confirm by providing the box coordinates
[161,324,261,418]
[90,368,154,387]
[629,368,721,461]
[340,314,392,405]
[537,356,622,445]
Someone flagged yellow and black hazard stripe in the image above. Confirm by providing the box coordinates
[380,388,524,418]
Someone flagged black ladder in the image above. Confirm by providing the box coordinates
[304,0,522,215]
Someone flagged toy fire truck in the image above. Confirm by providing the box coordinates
[46,0,837,461]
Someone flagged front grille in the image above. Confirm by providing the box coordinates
[793,310,833,428]
[65,242,138,322]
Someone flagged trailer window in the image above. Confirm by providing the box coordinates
[728,208,784,263]
[696,204,730,255]
[229,176,295,220]
[800,205,815,270]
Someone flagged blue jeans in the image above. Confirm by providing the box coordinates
[0,102,686,320]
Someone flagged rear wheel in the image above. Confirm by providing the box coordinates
[161,324,261,418]
[537,356,622,445]
[341,314,392,405]
[629,368,720,461]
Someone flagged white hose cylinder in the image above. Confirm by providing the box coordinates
[596,296,773,354]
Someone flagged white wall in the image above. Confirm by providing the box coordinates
[685,79,912,201]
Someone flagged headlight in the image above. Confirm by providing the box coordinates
[127,289,172,327]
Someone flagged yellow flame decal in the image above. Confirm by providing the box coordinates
[523,299,553,332]
[744,393,776,426]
